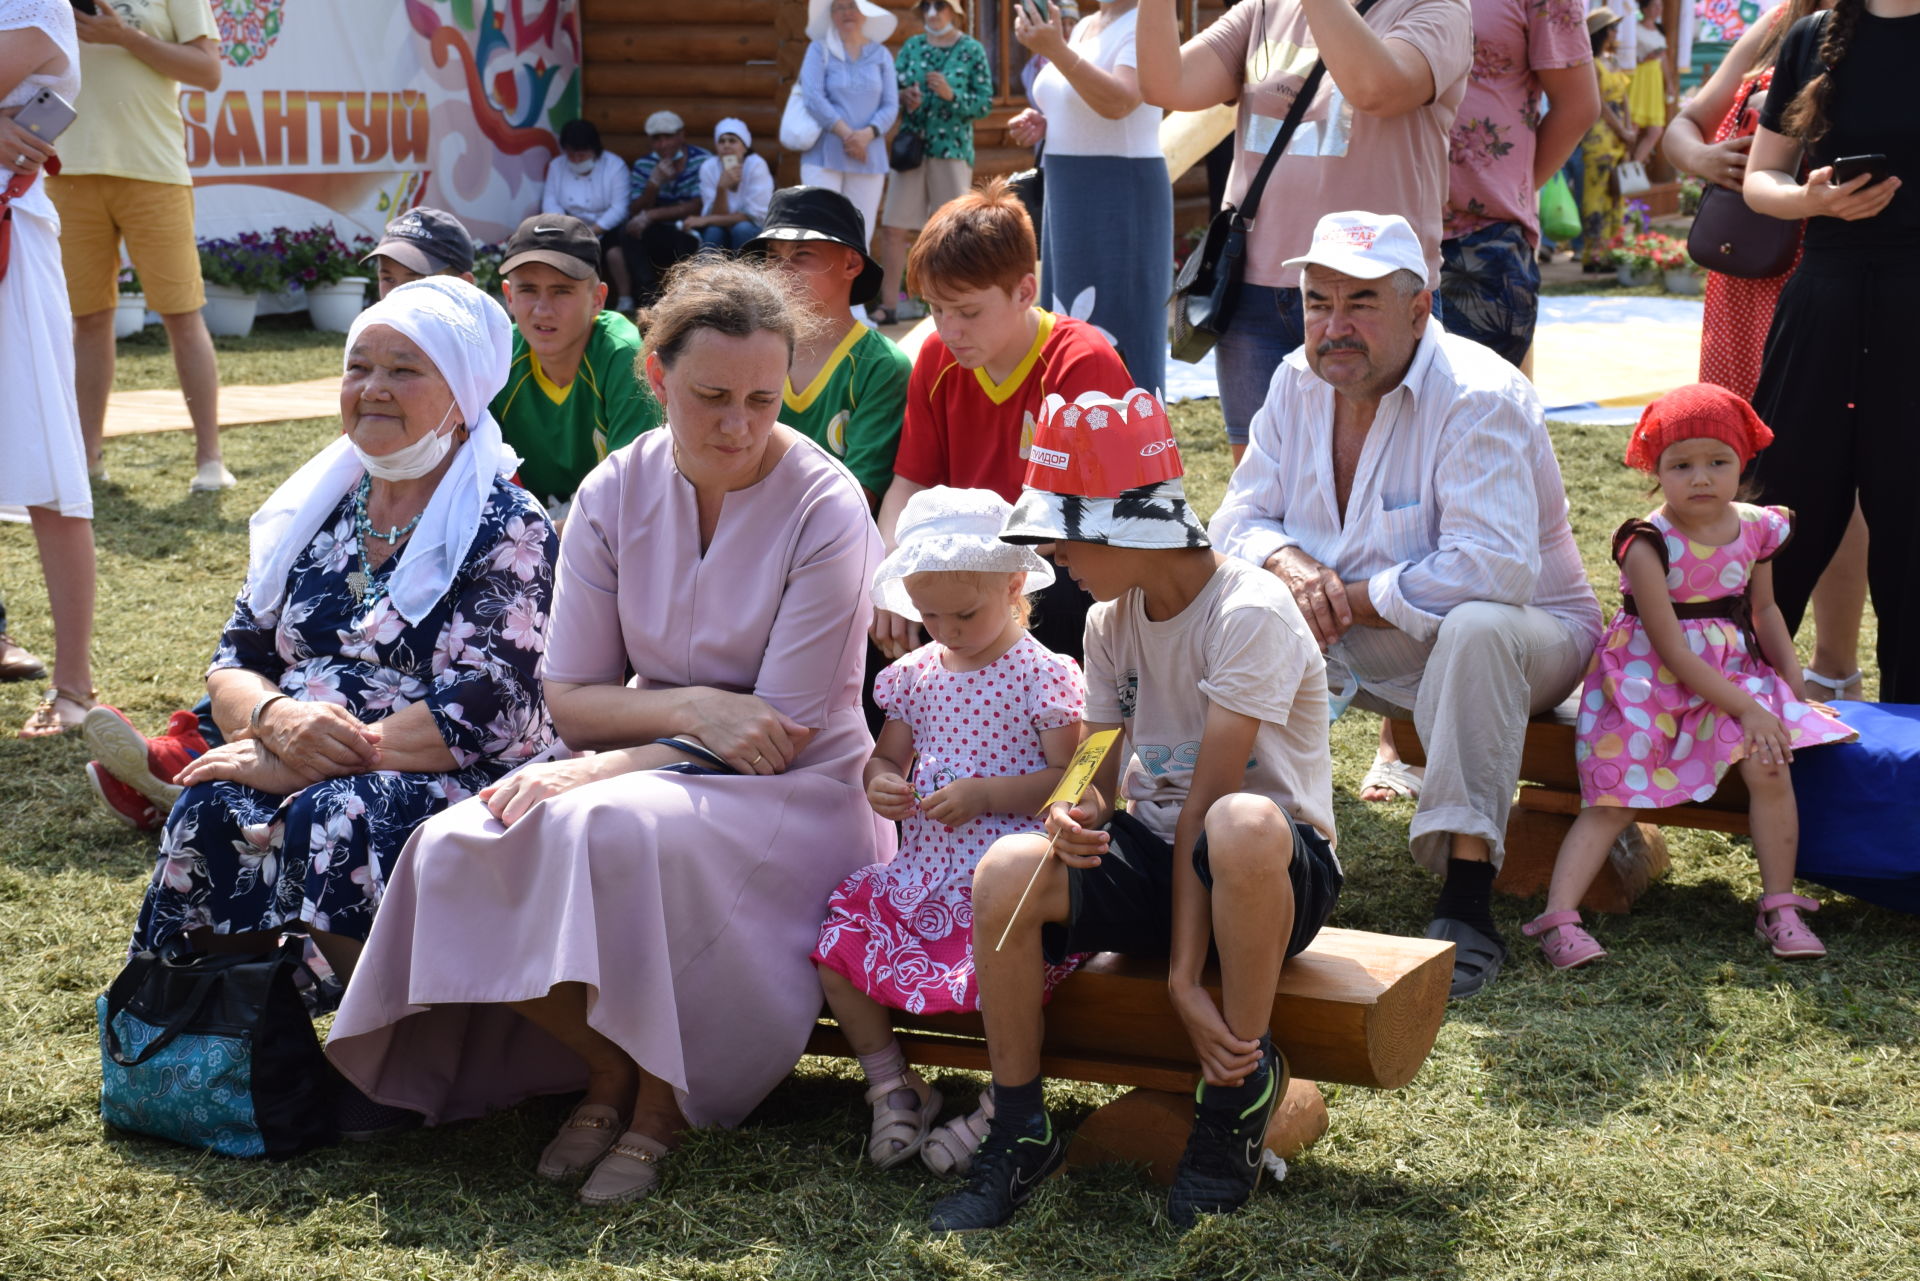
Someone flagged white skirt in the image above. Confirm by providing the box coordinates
[0,196,89,519]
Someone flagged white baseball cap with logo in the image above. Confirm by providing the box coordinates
[1281,211,1430,288]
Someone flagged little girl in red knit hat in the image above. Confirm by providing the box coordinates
[1528,383,1855,970]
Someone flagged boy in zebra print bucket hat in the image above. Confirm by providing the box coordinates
[928,389,1341,1235]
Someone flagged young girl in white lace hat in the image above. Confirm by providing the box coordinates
[811,485,1085,1174]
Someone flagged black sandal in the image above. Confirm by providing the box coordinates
[1423,917,1508,1000]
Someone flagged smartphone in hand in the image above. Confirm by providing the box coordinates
[70,0,99,15]
[12,89,77,145]
[1829,154,1891,188]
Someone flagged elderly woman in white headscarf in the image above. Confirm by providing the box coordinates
[129,278,558,983]
[796,0,899,249]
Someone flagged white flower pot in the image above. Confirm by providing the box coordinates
[114,292,148,339]
[1663,268,1704,296]
[307,277,369,333]
[201,283,259,338]
[1615,264,1654,288]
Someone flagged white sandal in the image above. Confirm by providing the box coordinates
[1803,669,1863,701]
[920,1090,993,1178]
[864,1069,942,1170]
[1359,754,1424,802]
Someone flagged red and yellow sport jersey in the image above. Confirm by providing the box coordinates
[891,311,1133,502]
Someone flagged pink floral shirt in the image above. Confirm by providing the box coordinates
[1444,0,1592,244]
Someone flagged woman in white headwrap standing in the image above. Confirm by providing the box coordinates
[128,278,558,986]
[797,0,900,250]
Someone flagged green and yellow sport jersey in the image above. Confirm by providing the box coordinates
[491,310,662,506]
[779,323,911,499]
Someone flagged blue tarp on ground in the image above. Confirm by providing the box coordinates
[1792,701,1920,915]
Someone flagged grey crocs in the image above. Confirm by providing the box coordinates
[1424,917,1508,999]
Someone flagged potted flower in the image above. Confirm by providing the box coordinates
[114,265,148,339]
[272,225,376,332]
[471,243,505,299]
[1608,233,1661,287]
[1678,176,1705,218]
[198,233,284,336]
[1658,236,1706,296]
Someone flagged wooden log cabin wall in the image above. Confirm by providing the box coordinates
[580,0,1227,241]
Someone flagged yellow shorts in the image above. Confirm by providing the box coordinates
[46,174,205,316]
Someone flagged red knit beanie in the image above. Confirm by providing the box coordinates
[1624,383,1775,473]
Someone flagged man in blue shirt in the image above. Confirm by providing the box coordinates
[613,111,712,309]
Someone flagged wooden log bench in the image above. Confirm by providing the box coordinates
[1391,706,1751,914]
[806,927,1454,1183]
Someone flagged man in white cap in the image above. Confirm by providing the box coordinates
[616,110,711,307]
[1209,211,1602,999]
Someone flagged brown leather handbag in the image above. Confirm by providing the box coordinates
[1686,180,1801,280]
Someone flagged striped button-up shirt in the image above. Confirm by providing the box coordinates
[1209,322,1601,707]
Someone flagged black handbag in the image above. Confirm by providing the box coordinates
[98,935,337,1158]
[1170,0,1378,364]
[890,129,926,172]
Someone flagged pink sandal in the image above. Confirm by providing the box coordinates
[1754,893,1827,959]
[1522,910,1608,969]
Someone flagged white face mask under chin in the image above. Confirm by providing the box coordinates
[923,18,951,34]
[568,157,596,176]
[353,402,459,481]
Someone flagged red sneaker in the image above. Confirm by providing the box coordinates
[82,706,188,812]
[85,760,162,831]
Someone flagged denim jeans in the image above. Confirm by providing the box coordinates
[1217,284,1447,446]
[698,221,760,253]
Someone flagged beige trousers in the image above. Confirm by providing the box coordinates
[1351,602,1593,875]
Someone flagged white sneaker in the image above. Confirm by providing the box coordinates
[189,461,237,493]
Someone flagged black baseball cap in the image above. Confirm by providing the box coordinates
[499,214,601,280]
[743,187,883,306]
[361,207,476,275]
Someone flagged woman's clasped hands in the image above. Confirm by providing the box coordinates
[480,691,814,827]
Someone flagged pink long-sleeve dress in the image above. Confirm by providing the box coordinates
[327,429,894,1128]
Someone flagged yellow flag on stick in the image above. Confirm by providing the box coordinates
[997,728,1121,952]
[1035,728,1120,816]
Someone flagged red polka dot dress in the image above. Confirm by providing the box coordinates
[1699,66,1804,402]
[1575,504,1855,808]
[812,634,1085,1015]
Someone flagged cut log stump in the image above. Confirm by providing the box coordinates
[1065,1078,1329,1185]
[1495,804,1671,915]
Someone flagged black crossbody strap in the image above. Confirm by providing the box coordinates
[1235,0,1382,230]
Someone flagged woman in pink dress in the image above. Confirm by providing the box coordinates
[328,258,892,1206]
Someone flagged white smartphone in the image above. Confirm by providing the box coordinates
[12,88,77,145]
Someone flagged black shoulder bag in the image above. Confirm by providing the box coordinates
[1170,0,1378,364]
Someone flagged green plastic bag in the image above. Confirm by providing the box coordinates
[1539,173,1581,243]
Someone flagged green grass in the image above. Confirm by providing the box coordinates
[0,340,1915,1280]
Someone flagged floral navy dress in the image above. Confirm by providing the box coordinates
[131,478,558,952]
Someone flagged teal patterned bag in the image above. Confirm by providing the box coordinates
[98,937,336,1158]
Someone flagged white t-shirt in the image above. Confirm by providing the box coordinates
[541,149,631,231]
[1083,556,1337,848]
[1030,8,1162,160]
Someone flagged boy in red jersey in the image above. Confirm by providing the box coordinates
[874,178,1133,662]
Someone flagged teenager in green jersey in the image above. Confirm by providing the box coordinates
[746,188,910,509]
[491,215,663,519]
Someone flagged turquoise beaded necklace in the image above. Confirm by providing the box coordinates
[345,476,426,607]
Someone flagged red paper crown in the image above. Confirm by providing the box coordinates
[1022,389,1184,498]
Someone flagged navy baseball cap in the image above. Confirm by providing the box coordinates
[362,207,476,275]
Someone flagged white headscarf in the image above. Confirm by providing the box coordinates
[243,277,521,626]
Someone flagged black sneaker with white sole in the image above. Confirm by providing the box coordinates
[1167,1047,1289,1230]
[926,1113,1066,1232]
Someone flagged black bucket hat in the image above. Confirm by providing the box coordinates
[743,186,884,306]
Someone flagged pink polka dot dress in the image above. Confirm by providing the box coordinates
[1576,504,1856,808]
[812,634,1085,1015]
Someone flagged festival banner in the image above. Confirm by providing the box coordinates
[186,0,581,246]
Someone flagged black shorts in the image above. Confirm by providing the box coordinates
[1041,807,1342,966]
